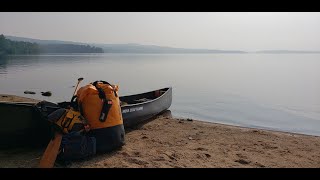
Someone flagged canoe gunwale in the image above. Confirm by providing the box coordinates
[120,87,172,108]
[0,87,172,108]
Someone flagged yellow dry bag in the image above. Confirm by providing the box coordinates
[76,80,125,152]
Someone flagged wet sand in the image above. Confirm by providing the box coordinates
[1,94,320,168]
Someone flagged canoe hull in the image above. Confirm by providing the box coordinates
[121,87,172,127]
[0,102,51,147]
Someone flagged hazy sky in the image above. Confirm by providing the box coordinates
[1,12,320,51]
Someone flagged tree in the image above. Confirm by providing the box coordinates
[0,34,40,55]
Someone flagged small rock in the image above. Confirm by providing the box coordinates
[141,136,148,139]
[1,95,8,97]
[235,159,250,165]
[205,153,211,158]
[128,158,148,165]
[178,120,183,123]
[187,118,193,121]
[188,137,193,140]
[41,91,52,97]
[154,156,166,161]
[168,155,176,160]
[120,152,129,156]
[255,162,266,167]
[195,147,208,151]
[24,91,36,94]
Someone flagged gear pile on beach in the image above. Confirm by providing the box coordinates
[38,79,125,168]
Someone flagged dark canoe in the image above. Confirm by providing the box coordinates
[0,87,172,148]
[0,101,59,148]
[120,87,172,127]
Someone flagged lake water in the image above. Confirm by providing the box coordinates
[0,53,320,136]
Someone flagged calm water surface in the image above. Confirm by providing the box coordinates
[0,53,320,136]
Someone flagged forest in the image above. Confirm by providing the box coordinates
[0,34,103,55]
[0,34,39,55]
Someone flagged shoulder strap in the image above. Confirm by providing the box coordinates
[92,81,113,122]
[92,80,112,87]
[70,95,79,111]
[91,80,118,97]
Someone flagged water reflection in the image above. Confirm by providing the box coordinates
[0,54,320,136]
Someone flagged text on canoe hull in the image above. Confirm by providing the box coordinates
[122,106,143,114]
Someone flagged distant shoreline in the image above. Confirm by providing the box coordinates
[3,52,320,56]
[6,35,320,54]
[254,50,320,54]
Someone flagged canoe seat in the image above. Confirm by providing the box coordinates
[120,101,128,106]
[134,98,151,103]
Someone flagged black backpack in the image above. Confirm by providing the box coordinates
[57,131,96,161]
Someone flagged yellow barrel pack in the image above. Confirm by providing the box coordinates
[76,80,125,152]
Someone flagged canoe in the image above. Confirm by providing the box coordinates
[120,87,172,127]
[0,101,59,148]
[0,87,172,148]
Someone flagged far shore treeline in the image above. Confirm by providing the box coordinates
[3,34,320,55]
[0,34,103,56]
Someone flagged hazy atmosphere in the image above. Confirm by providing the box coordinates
[1,12,320,51]
[1,12,320,168]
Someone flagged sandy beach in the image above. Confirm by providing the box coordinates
[1,94,320,168]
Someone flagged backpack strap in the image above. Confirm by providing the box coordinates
[92,80,118,97]
[92,80,111,87]
[70,95,78,108]
[92,81,113,122]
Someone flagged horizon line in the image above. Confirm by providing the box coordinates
[3,34,320,52]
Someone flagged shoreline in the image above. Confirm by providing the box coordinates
[1,94,320,168]
[184,118,320,139]
[1,93,317,138]
[0,94,40,103]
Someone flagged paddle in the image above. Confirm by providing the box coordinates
[38,132,62,168]
[38,77,84,168]
[71,77,84,102]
